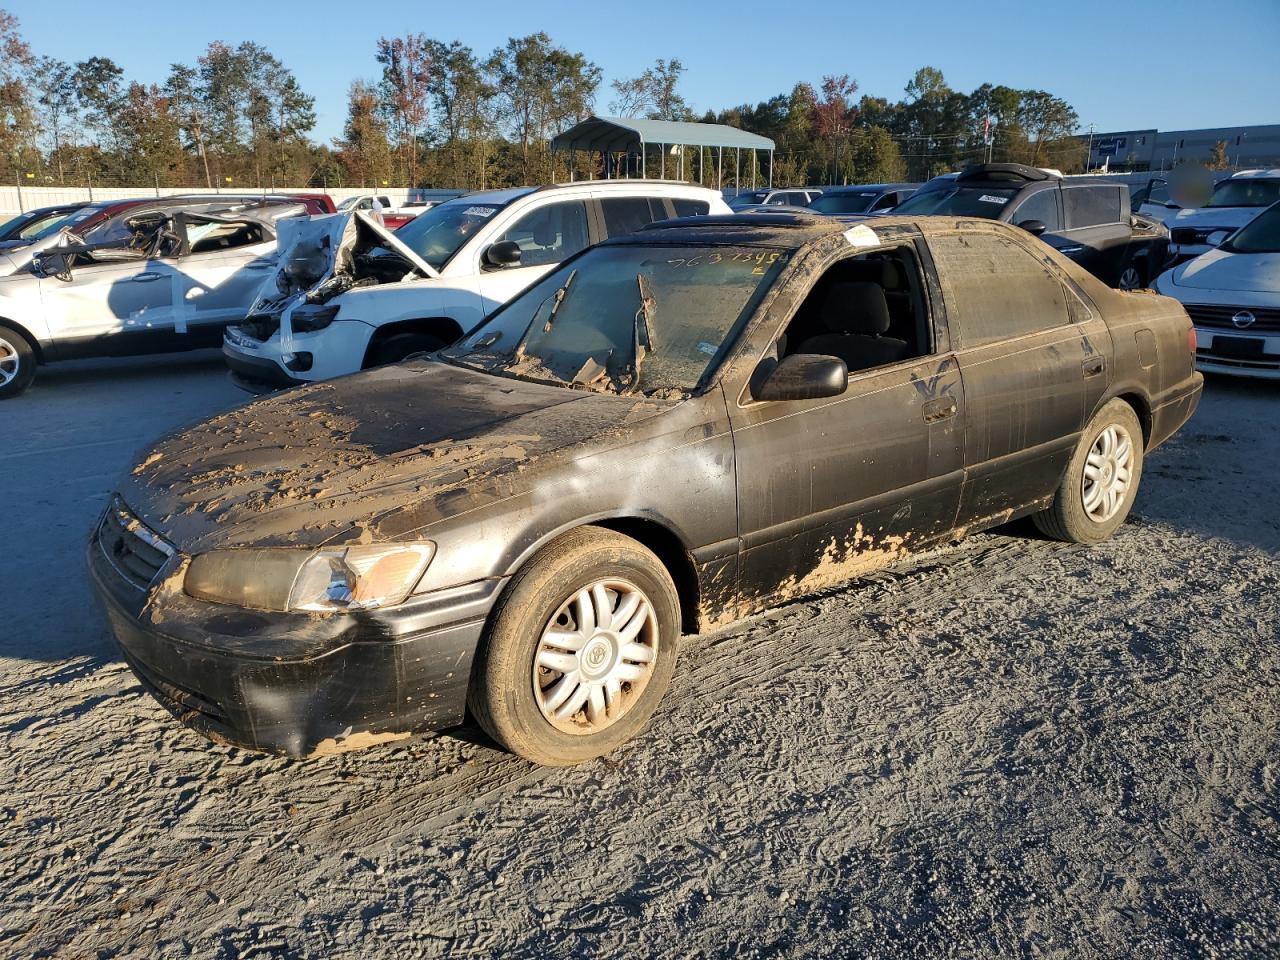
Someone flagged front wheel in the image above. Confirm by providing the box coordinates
[1034,399,1144,543]
[467,527,681,766]
[1117,262,1145,290]
[364,331,446,368]
[0,324,36,399]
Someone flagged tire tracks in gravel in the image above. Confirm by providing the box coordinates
[304,532,1084,849]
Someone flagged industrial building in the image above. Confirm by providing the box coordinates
[1081,124,1280,171]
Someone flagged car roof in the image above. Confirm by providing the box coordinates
[1228,169,1280,179]
[821,183,918,194]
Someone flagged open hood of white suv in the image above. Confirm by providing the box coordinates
[255,210,437,310]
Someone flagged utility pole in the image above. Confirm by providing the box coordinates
[1085,123,1095,173]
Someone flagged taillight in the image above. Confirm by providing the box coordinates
[1188,325,1197,355]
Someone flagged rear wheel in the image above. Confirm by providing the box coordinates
[468,527,681,766]
[1034,399,1144,543]
[0,324,36,399]
[364,331,446,368]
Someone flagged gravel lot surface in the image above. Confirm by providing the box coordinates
[1,353,1277,958]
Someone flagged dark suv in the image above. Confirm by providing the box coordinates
[893,163,1169,289]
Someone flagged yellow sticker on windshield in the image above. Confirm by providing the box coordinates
[843,224,880,248]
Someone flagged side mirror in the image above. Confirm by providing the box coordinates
[33,250,73,280]
[1206,230,1231,248]
[752,354,848,403]
[1017,219,1048,237]
[483,240,522,269]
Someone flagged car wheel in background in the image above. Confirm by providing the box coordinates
[1034,398,1144,543]
[364,331,447,368]
[1118,262,1145,290]
[0,324,37,399]
[468,526,681,766]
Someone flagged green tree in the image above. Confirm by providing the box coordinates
[0,8,35,180]
[376,34,432,185]
[1208,140,1230,170]
[30,56,78,182]
[336,80,393,188]
[609,58,689,120]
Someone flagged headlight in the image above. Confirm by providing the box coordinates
[290,305,340,333]
[184,542,435,613]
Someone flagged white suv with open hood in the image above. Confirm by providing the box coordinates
[222,181,730,389]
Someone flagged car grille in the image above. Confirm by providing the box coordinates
[1185,304,1280,333]
[123,649,230,728]
[96,497,175,590]
[236,314,281,341]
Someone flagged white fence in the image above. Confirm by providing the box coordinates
[0,185,439,218]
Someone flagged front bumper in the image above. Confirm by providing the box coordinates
[88,521,501,758]
[223,342,304,393]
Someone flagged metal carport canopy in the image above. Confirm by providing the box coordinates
[550,116,775,154]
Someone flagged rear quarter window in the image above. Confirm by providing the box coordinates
[600,197,666,237]
[672,198,710,217]
[1064,187,1122,228]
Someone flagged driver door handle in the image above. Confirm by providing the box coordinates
[922,396,958,423]
[1083,356,1106,378]
[133,272,163,282]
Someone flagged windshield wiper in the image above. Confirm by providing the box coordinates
[627,273,657,392]
[513,268,577,358]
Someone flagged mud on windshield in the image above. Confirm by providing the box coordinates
[442,244,788,396]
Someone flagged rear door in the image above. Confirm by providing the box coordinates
[926,226,1112,525]
[1053,185,1132,284]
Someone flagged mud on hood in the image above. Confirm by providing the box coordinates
[120,361,670,553]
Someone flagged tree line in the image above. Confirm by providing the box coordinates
[0,8,1085,192]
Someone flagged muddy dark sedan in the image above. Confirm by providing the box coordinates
[89,214,1202,766]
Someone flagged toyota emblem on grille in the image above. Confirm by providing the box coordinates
[1232,311,1256,329]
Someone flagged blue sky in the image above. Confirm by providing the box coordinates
[11,0,1280,142]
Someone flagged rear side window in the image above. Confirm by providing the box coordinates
[1011,189,1060,231]
[928,232,1072,347]
[671,198,710,217]
[1064,187,1121,228]
[600,197,665,237]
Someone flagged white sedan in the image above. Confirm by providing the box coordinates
[1153,200,1280,379]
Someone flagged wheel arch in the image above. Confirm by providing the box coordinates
[0,315,45,363]
[361,316,465,366]
[500,514,702,636]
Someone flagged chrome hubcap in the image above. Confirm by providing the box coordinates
[0,337,18,387]
[1082,424,1134,522]
[533,579,658,735]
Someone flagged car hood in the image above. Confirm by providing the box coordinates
[1172,247,1280,293]
[120,361,674,554]
[251,210,437,312]
[1166,206,1262,231]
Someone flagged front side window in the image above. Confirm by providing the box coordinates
[1063,187,1121,228]
[444,243,786,394]
[1011,189,1060,231]
[496,201,589,267]
[929,232,1072,347]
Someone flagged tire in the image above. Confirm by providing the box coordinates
[468,526,682,766]
[1117,261,1145,290]
[0,324,37,399]
[364,331,446,368]
[1034,398,1144,543]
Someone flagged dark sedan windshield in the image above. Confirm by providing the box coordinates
[1222,203,1280,253]
[443,244,787,395]
[390,199,509,268]
[893,186,1019,217]
[1206,179,1280,208]
[809,192,879,214]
